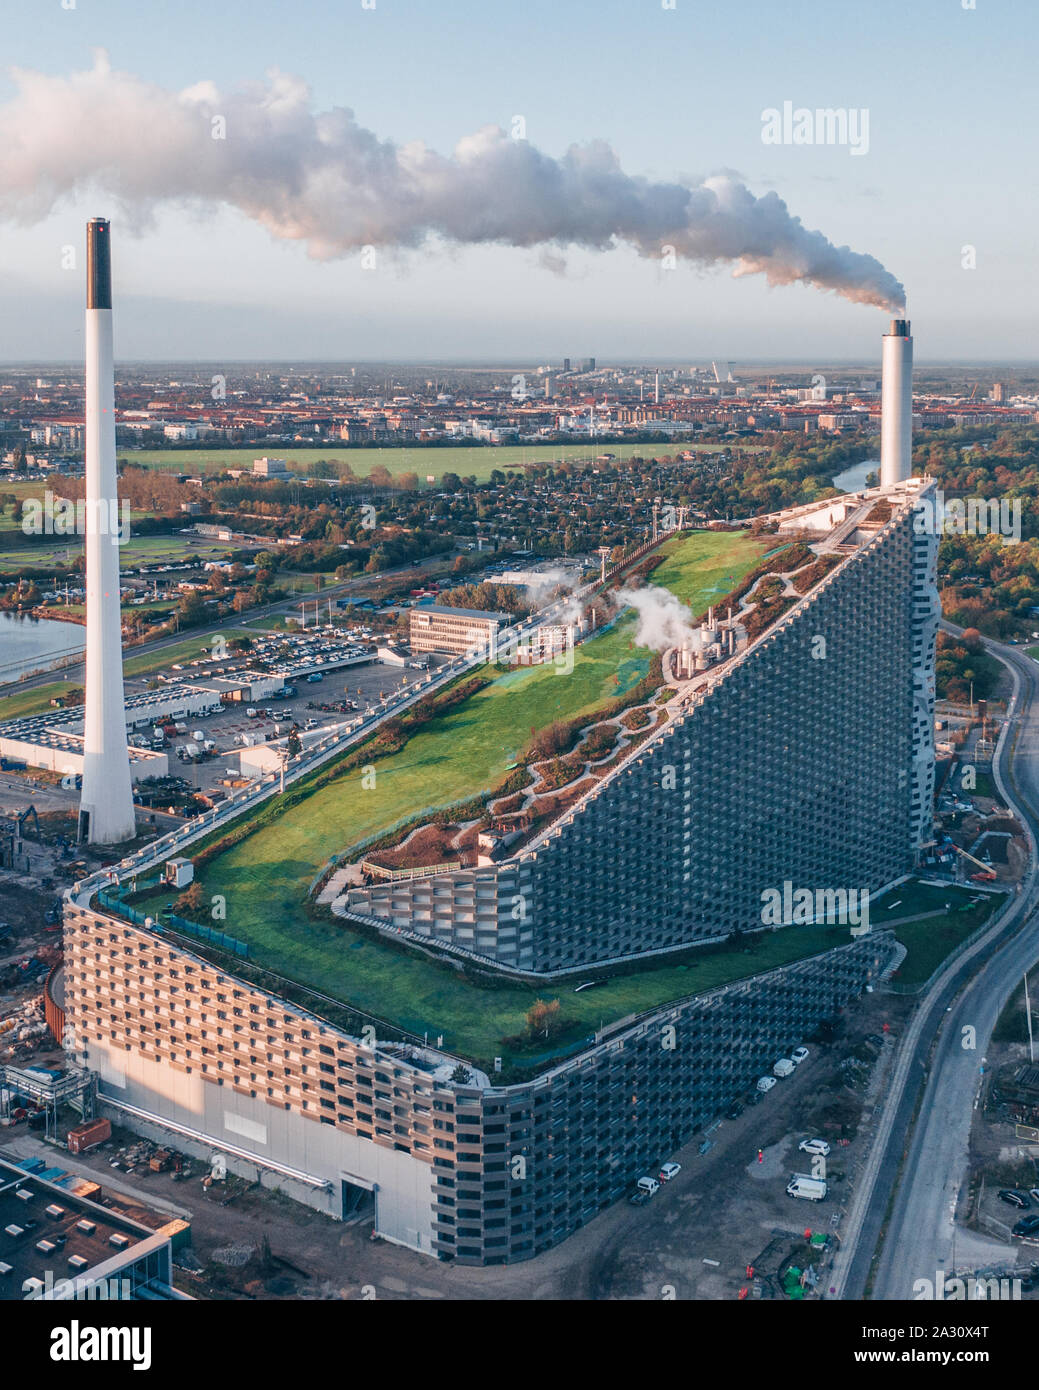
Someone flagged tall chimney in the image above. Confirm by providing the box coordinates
[79,218,136,845]
[880,318,913,486]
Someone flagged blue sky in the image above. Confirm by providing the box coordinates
[0,0,1031,361]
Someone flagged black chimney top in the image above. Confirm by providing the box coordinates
[87,219,112,310]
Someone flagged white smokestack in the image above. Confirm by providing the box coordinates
[80,218,136,845]
[880,318,913,486]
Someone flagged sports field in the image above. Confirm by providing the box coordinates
[121,440,762,485]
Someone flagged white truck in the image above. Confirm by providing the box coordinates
[786,1175,827,1201]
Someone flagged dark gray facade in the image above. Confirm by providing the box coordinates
[426,932,896,1263]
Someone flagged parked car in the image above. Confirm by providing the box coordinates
[628,1189,652,1207]
[659,1162,681,1182]
[799,1138,831,1157]
[773,1058,795,1078]
[1012,1214,1039,1237]
[636,1176,660,1197]
[1029,1188,1039,1205]
[791,1046,810,1065]
[787,1175,828,1201]
[756,1076,777,1094]
[998,1189,1031,1209]
[726,1101,744,1120]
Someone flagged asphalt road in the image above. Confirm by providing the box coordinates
[836,634,1039,1299]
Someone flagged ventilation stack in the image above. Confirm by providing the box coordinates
[880,319,913,486]
[79,218,136,845]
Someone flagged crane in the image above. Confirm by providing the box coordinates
[951,843,996,882]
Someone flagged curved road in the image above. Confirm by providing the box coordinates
[837,634,1039,1299]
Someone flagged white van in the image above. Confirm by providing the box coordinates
[773,1058,795,1078]
[786,1175,827,1201]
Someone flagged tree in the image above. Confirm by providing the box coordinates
[525,998,562,1039]
[173,881,205,919]
[287,726,302,757]
[176,589,206,627]
[450,1063,473,1085]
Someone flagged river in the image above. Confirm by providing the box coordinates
[0,611,85,686]
[832,458,879,493]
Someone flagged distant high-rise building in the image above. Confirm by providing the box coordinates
[990,382,1007,402]
[585,357,596,372]
[562,357,571,371]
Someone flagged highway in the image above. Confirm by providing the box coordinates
[832,633,1039,1299]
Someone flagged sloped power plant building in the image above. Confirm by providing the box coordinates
[62,477,937,1264]
[342,480,940,973]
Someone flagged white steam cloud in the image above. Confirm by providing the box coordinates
[521,566,581,603]
[0,54,905,309]
[616,584,702,653]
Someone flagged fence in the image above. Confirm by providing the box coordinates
[164,913,250,958]
[98,887,249,958]
[360,858,462,883]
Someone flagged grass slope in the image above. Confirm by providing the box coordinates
[189,530,768,1056]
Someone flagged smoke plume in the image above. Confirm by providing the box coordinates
[0,54,905,309]
[521,566,581,603]
[615,585,702,653]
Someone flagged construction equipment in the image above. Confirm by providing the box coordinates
[951,843,997,882]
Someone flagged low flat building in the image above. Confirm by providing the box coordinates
[409,604,510,657]
[0,1155,189,1300]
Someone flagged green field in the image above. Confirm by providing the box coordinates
[652,528,769,607]
[177,530,769,1064]
[0,530,234,573]
[121,440,761,485]
[198,613,655,913]
[0,679,74,720]
[870,879,1005,988]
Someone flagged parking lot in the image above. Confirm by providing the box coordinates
[122,623,448,795]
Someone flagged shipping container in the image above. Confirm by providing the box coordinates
[67,1118,111,1154]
